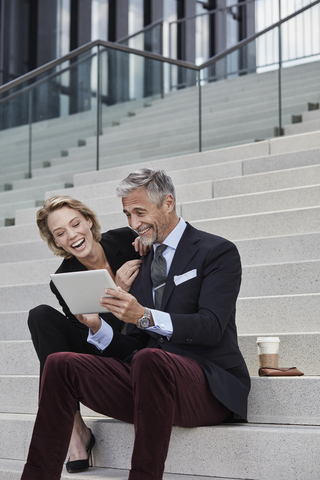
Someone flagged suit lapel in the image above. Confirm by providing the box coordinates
[161,224,200,310]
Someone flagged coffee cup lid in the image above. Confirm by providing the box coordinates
[256,336,280,343]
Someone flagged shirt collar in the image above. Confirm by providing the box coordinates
[153,218,187,253]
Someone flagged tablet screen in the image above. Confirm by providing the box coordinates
[50,269,117,315]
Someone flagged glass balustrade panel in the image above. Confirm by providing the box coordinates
[98,46,199,170]
[0,90,31,224]
[200,33,281,152]
[279,2,320,139]
[30,49,99,184]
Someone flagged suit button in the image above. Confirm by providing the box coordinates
[159,337,164,343]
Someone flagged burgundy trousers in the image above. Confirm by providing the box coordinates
[21,348,230,480]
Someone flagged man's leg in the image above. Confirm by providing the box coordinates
[22,349,229,480]
[21,352,135,480]
[128,349,230,480]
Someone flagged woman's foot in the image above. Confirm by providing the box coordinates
[68,411,92,462]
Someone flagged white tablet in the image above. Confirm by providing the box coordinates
[50,269,118,315]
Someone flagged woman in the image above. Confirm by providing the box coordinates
[28,195,144,473]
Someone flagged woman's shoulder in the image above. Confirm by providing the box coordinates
[100,227,139,259]
[101,227,137,243]
[54,255,85,274]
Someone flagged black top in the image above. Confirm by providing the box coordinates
[50,227,140,333]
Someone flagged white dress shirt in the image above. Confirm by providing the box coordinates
[88,218,187,351]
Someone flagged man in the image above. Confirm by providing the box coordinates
[21,169,250,480]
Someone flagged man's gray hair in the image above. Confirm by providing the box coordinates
[116,168,176,209]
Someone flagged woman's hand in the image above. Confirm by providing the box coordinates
[132,237,151,256]
[100,287,147,325]
[75,313,101,334]
[114,259,142,292]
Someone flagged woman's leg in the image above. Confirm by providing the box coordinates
[27,305,97,464]
[28,305,94,379]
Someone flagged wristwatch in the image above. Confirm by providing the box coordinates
[137,308,151,329]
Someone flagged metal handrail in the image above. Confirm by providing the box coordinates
[169,0,256,26]
[0,41,196,99]
[116,19,163,45]
[1,0,319,99]
[201,0,320,69]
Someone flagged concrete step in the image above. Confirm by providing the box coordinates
[302,108,320,122]
[215,161,320,197]
[190,206,320,240]
[1,373,319,426]
[0,258,60,286]
[239,332,320,377]
[237,294,320,335]
[72,132,320,188]
[0,241,52,264]
[0,459,229,480]
[1,292,316,341]
[182,184,320,222]
[235,232,320,265]
[11,172,76,190]
[31,157,97,178]
[0,223,41,245]
[0,312,31,341]
[15,180,214,226]
[285,118,320,136]
[269,130,320,155]
[1,231,319,268]
[70,144,267,187]
[0,283,59,312]
[0,200,38,219]
[1,413,320,480]
[241,259,320,297]
[52,138,269,172]
[0,183,67,206]
[2,202,319,246]
[1,326,318,376]
[0,251,318,297]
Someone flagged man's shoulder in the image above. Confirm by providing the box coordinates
[185,222,237,250]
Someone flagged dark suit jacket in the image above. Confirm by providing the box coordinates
[103,222,250,421]
[50,227,140,333]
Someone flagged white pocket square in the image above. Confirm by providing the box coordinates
[173,269,197,286]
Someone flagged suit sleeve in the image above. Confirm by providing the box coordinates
[50,280,73,319]
[96,328,149,360]
[170,239,242,346]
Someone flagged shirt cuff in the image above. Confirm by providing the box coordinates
[87,318,114,351]
[147,310,173,338]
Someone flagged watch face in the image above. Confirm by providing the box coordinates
[139,317,150,329]
[138,308,151,329]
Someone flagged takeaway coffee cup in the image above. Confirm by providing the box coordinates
[256,337,280,368]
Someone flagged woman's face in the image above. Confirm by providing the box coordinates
[47,206,95,259]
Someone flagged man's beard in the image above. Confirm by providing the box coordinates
[137,225,157,246]
[137,222,167,246]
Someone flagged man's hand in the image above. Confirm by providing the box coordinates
[132,237,151,256]
[100,287,148,325]
[75,313,102,334]
[114,259,142,292]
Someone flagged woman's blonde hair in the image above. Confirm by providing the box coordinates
[36,196,101,259]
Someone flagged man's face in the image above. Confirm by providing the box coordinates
[122,188,174,246]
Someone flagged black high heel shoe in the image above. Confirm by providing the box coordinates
[66,429,96,473]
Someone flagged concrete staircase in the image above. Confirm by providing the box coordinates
[0,60,319,226]
[1,123,320,478]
